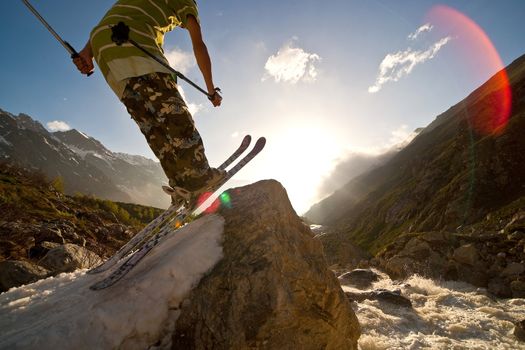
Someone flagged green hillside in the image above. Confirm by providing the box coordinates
[0,162,163,263]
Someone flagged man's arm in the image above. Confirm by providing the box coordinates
[185,15,222,107]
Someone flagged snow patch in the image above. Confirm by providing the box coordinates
[78,131,90,139]
[115,152,158,166]
[64,144,89,159]
[42,137,60,153]
[0,214,225,349]
[0,135,12,147]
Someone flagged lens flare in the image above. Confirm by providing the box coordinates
[427,5,512,136]
[193,190,234,214]
[219,192,232,208]
[193,191,218,214]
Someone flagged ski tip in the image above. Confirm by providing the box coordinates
[243,135,252,143]
[256,137,266,147]
[162,185,175,195]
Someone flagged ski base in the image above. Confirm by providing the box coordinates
[87,135,252,275]
[90,137,266,290]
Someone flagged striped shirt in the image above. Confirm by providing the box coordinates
[90,0,199,98]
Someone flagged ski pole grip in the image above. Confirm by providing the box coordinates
[208,87,222,101]
[68,42,93,77]
[70,53,93,77]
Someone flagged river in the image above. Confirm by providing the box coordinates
[343,271,525,349]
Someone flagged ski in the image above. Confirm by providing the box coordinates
[87,135,252,274]
[90,137,266,290]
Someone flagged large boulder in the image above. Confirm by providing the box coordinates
[378,233,451,280]
[0,260,49,293]
[39,243,102,274]
[171,180,360,350]
[452,244,480,266]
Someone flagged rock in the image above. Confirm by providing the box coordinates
[508,231,525,241]
[515,319,525,342]
[403,238,433,260]
[453,244,480,266]
[28,241,61,259]
[171,180,360,350]
[381,256,414,279]
[511,280,525,298]
[345,291,367,302]
[502,263,525,277]
[318,233,372,267]
[0,260,49,292]
[345,289,412,308]
[487,278,512,298]
[506,211,525,232]
[452,263,488,288]
[381,241,448,281]
[39,243,102,274]
[34,226,65,245]
[338,269,380,289]
[371,289,412,308]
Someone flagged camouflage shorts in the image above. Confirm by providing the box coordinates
[121,72,211,190]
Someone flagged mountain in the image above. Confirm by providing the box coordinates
[305,129,422,224]
[307,53,525,256]
[0,109,170,208]
[305,151,396,224]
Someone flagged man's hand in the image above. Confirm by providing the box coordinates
[73,42,94,75]
[208,90,222,107]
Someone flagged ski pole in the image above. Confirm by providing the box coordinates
[21,0,92,76]
[110,21,220,100]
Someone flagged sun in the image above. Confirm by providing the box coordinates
[264,125,342,214]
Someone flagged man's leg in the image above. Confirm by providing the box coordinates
[120,72,217,191]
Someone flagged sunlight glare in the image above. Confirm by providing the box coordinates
[268,126,342,214]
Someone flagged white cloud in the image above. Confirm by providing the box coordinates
[263,41,321,84]
[368,36,451,93]
[408,23,433,40]
[46,120,71,132]
[388,124,418,149]
[231,131,239,138]
[177,85,203,117]
[165,47,195,74]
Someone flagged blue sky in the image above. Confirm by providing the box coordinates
[1,0,525,213]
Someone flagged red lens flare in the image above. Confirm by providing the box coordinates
[427,5,512,136]
[194,190,234,214]
[195,191,221,214]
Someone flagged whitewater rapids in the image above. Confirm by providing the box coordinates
[347,271,525,350]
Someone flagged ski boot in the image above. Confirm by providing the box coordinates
[163,168,227,209]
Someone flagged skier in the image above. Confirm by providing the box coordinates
[73,0,225,206]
